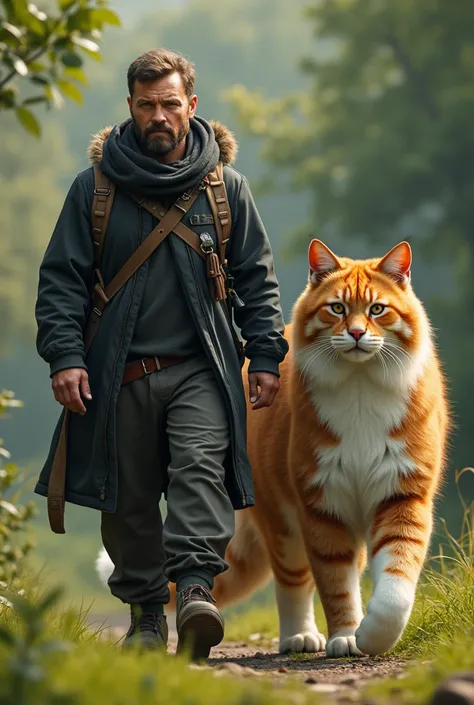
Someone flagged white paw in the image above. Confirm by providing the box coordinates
[326,631,362,658]
[355,612,406,655]
[279,630,326,654]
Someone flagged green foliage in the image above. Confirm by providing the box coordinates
[394,470,474,658]
[228,0,474,271]
[0,390,36,589]
[0,586,75,705]
[0,582,315,705]
[367,633,474,704]
[0,0,121,135]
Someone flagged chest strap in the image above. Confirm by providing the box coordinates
[132,187,227,302]
[47,181,201,536]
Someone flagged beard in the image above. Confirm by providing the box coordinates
[132,115,189,157]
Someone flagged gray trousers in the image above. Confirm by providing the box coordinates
[101,355,235,605]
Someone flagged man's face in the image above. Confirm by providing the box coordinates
[128,72,198,157]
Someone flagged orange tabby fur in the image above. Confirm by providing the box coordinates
[172,239,449,657]
[153,241,449,656]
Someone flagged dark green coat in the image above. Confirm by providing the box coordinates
[34,123,288,512]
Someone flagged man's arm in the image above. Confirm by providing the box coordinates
[226,174,289,407]
[35,174,95,412]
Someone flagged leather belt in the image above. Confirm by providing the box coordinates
[122,355,189,386]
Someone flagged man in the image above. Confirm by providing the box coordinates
[35,48,288,658]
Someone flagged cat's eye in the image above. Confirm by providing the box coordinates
[330,302,345,315]
[370,304,385,316]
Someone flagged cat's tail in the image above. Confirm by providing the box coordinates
[95,509,272,611]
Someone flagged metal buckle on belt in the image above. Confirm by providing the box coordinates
[141,357,161,375]
[141,359,151,375]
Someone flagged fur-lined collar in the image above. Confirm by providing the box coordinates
[87,120,238,166]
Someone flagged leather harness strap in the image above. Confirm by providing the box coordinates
[129,192,207,262]
[91,166,116,268]
[83,184,202,352]
[47,164,234,535]
[206,162,231,265]
[47,181,201,535]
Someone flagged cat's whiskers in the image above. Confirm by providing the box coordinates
[379,346,406,383]
[375,350,389,386]
[299,340,336,383]
[383,340,414,365]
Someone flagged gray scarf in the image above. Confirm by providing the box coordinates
[100,115,220,198]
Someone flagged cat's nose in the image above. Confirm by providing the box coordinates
[348,328,366,341]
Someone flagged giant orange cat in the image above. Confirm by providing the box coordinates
[209,239,449,657]
[95,239,449,656]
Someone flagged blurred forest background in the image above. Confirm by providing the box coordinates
[1,0,473,615]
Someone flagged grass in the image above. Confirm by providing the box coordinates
[366,631,474,704]
[0,584,316,705]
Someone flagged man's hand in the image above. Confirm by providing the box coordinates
[52,368,92,415]
[248,372,280,410]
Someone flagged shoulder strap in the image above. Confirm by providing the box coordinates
[206,162,231,263]
[83,184,201,353]
[47,182,202,536]
[92,166,116,269]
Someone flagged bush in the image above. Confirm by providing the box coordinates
[0,390,36,591]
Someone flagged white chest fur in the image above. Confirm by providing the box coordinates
[308,375,416,532]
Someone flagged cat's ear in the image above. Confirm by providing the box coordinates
[377,242,412,285]
[308,239,342,284]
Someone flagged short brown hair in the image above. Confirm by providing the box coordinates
[127,48,195,99]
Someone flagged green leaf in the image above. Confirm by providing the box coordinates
[44,83,64,108]
[0,626,15,646]
[11,0,29,21]
[92,8,121,26]
[71,36,99,53]
[28,3,47,21]
[28,60,46,72]
[67,8,93,31]
[63,65,87,84]
[30,75,50,85]
[1,21,22,39]
[22,95,47,105]
[60,50,83,68]
[57,79,83,103]
[0,499,20,516]
[15,106,41,137]
[59,0,77,9]
[0,87,17,108]
[13,56,28,76]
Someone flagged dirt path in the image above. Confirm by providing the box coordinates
[91,615,409,701]
[187,640,407,700]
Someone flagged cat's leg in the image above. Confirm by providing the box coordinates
[356,494,432,655]
[300,506,366,658]
[264,507,326,654]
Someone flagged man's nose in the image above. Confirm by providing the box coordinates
[152,106,167,124]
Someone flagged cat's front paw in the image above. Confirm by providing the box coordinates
[326,629,363,658]
[279,630,326,654]
[355,612,406,655]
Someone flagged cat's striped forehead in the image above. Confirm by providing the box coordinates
[329,266,389,305]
